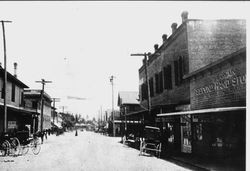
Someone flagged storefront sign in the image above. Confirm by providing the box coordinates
[176,104,191,111]
[194,69,246,96]
[8,121,17,129]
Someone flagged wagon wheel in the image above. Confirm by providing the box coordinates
[0,140,10,156]
[31,138,41,155]
[10,137,21,156]
[21,144,29,155]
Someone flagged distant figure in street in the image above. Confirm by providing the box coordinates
[37,131,44,144]
[75,129,78,136]
[44,130,47,140]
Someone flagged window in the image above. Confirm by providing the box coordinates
[11,83,15,102]
[174,56,184,86]
[164,65,172,90]
[174,61,179,86]
[155,73,159,94]
[1,86,4,99]
[159,71,163,93]
[149,78,154,97]
[20,91,24,106]
[179,56,184,83]
[141,83,148,101]
[32,101,38,109]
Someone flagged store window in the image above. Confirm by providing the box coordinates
[167,123,175,143]
[195,123,203,141]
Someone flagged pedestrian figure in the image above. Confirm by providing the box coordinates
[44,130,47,140]
[39,131,44,144]
[75,129,78,136]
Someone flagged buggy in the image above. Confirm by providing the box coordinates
[139,126,162,158]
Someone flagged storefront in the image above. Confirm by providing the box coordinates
[0,105,38,134]
[157,48,246,160]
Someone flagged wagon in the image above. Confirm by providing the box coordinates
[16,131,41,155]
[139,126,162,158]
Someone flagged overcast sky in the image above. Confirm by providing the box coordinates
[0,1,248,119]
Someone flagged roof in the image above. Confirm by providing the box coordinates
[24,89,52,102]
[0,66,29,88]
[157,106,246,117]
[117,91,140,106]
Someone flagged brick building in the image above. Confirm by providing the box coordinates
[137,11,245,163]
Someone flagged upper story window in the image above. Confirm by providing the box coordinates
[174,56,184,86]
[1,84,4,99]
[11,83,15,102]
[155,73,159,94]
[141,82,148,101]
[32,101,38,109]
[164,65,172,90]
[149,77,154,97]
[159,71,163,93]
[20,91,24,106]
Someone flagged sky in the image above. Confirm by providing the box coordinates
[0,1,249,119]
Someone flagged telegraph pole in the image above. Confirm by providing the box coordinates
[110,75,115,137]
[35,79,52,131]
[1,20,12,133]
[51,98,60,124]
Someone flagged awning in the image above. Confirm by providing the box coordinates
[0,102,38,115]
[52,122,62,129]
[113,120,141,124]
[157,106,246,117]
[126,109,148,117]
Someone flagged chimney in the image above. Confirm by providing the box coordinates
[162,34,168,43]
[181,11,188,23]
[171,23,178,34]
[14,62,17,77]
[154,44,159,52]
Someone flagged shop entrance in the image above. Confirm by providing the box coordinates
[180,114,192,153]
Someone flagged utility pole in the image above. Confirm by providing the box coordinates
[1,20,12,133]
[130,53,152,125]
[51,98,60,124]
[109,75,115,137]
[35,79,52,131]
[124,106,127,135]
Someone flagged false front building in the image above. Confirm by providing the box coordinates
[0,65,36,134]
[24,89,52,132]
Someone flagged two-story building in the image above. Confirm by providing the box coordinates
[24,89,52,132]
[0,65,36,134]
[137,11,245,160]
[117,91,144,137]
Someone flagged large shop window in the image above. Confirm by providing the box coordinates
[167,123,175,143]
[181,115,192,153]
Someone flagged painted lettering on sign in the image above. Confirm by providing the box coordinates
[194,69,246,96]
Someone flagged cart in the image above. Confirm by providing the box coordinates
[139,126,162,158]
[16,131,41,155]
